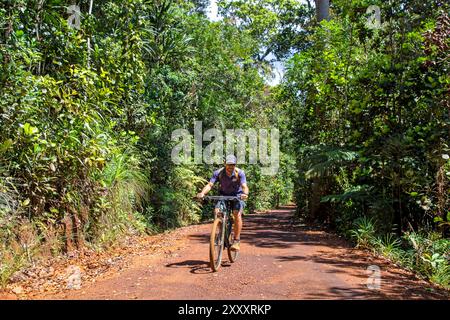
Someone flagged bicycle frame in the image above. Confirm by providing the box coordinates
[204,196,240,211]
[218,203,234,250]
[205,196,240,249]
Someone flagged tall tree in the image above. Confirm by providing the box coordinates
[314,0,329,21]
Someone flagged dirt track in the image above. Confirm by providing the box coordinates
[24,205,450,299]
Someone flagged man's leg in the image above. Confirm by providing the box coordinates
[230,200,244,251]
[230,210,242,251]
[232,210,243,240]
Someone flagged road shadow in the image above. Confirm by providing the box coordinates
[165,259,232,274]
[166,260,212,274]
[276,251,450,299]
[242,208,351,250]
[303,286,386,300]
[188,233,210,244]
[189,206,351,250]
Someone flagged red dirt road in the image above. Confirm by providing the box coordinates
[29,205,449,299]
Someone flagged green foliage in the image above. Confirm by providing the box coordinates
[245,152,296,212]
[373,233,403,260]
[3,0,447,291]
[218,0,314,62]
[155,166,207,229]
[282,0,449,287]
[88,149,150,246]
[402,232,450,287]
[0,0,297,285]
[283,0,450,234]
[348,220,450,288]
[430,264,450,288]
[302,145,358,179]
[349,216,376,249]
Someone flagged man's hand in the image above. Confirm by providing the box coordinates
[240,193,248,200]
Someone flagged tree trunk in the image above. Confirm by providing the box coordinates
[36,0,45,74]
[315,0,330,22]
[87,0,94,68]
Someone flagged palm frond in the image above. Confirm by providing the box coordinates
[302,145,358,179]
[321,184,373,203]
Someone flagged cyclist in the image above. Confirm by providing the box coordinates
[197,155,249,251]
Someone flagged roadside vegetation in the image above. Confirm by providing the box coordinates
[282,0,450,288]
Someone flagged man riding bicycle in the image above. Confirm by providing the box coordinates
[197,155,249,252]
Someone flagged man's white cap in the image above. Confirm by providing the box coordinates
[225,155,237,164]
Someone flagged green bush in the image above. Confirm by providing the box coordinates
[349,216,377,249]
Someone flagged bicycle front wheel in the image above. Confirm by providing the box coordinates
[210,217,225,272]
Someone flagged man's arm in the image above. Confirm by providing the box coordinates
[197,182,214,198]
[239,170,249,200]
[198,170,219,198]
[241,183,249,200]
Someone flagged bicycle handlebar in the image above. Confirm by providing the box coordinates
[203,195,241,201]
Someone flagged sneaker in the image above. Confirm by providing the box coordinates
[230,240,240,251]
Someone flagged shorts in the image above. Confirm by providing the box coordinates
[215,199,246,214]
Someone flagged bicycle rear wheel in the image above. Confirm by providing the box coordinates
[210,217,225,272]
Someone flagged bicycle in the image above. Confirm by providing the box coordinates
[201,195,242,272]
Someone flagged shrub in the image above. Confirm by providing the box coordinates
[349,216,376,249]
